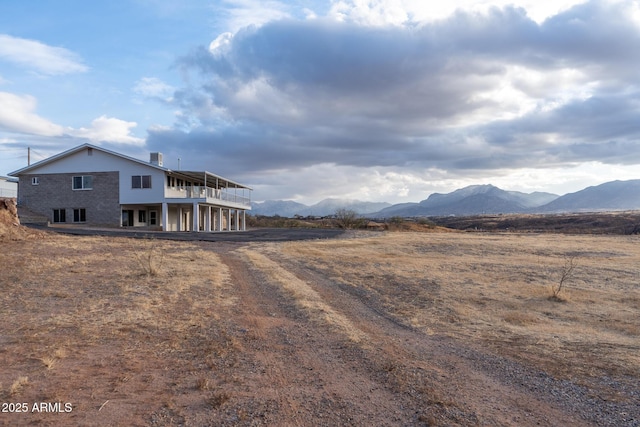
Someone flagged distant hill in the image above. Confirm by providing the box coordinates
[374,185,558,218]
[250,200,308,217]
[251,198,391,217]
[538,180,640,212]
[251,180,640,218]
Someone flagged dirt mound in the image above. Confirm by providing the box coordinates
[0,198,46,240]
[0,197,19,223]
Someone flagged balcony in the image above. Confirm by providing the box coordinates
[165,185,251,208]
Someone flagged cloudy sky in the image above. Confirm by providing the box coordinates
[1,0,640,204]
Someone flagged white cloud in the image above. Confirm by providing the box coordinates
[133,77,175,101]
[0,91,144,146]
[0,91,64,136]
[330,0,410,26]
[0,34,88,75]
[214,0,293,32]
[328,0,589,25]
[209,32,234,57]
[151,0,640,203]
[70,116,145,145]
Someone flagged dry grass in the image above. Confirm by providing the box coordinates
[276,232,640,380]
[9,376,29,396]
[0,233,237,425]
[2,225,639,424]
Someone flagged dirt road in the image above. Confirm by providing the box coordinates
[204,243,619,426]
[3,230,636,426]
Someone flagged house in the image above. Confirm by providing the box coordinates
[0,176,18,198]
[8,143,252,231]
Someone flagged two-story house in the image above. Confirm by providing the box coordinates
[8,143,252,231]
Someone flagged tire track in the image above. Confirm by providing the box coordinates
[217,247,418,426]
[268,249,597,427]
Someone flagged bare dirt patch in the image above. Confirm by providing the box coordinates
[1,226,638,426]
[0,198,46,241]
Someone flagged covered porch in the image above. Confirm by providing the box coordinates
[121,202,248,232]
[166,202,248,232]
[162,170,251,232]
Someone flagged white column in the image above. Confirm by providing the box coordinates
[193,202,199,232]
[162,202,169,231]
[242,210,246,231]
[177,207,183,231]
[205,206,211,232]
[226,209,232,231]
[217,208,223,231]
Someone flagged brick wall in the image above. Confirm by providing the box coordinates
[18,172,121,226]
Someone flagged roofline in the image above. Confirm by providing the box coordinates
[8,143,169,176]
[7,143,252,190]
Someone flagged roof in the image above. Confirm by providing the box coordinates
[8,143,169,176]
[0,176,18,183]
[8,143,251,190]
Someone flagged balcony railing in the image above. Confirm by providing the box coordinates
[165,186,251,207]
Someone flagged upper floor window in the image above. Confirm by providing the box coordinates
[31,177,39,185]
[72,175,93,190]
[132,175,152,189]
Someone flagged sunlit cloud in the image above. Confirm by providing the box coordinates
[0,91,64,136]
[0,34,88,75]
[70,116,145,145]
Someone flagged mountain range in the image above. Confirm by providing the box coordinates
[250,180,640,218]
[250,198,391,217]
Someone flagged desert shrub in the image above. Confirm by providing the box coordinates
[389,216,404,225]
[334,209,366,229]
[549,256,577,301]
[246,214,331,229]
[132,237,165,277]
[417,217,436,228]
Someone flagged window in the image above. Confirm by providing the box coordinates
[53,209,66,223]
[32,177,39,185]
[149,210,157,226]
[73,208,86,223]
[132,175,152,189]
[138,210,147,223]
[72,175,93,190]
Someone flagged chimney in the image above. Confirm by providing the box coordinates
[150,152,163,167]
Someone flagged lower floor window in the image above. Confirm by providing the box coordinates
[53,209,66,223]
[138,210,147,223]
[73,208,86,223]
[149,210,157,225]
